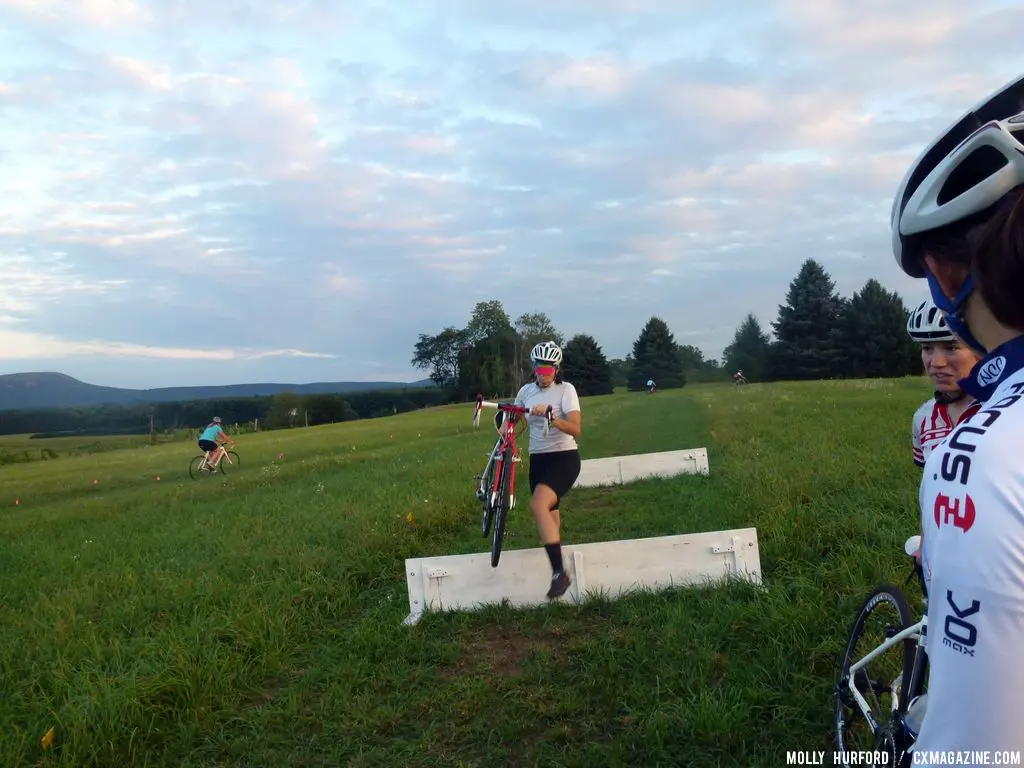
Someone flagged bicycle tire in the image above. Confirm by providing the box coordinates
[189,456,209,480]
[218,450,240,474]
[490,443,513,568]
[481,454,497,538]
[834,584,916,767]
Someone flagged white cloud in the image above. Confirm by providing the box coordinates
[1,0,1020,387]
[0,328,334,362]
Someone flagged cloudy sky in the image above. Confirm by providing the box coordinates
[1,0,1022,388]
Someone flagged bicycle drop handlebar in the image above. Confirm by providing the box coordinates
[474,399,554,435]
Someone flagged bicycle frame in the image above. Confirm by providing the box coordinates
[845,615,927,732]
[202,442,235,469]
[842,534,931,747]
[475,401,532,508]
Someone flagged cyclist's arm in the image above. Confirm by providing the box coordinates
[550,385,582,437]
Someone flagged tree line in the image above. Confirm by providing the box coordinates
[2,258,924,438]
[410,300,726,399]
[720,259,922,381]
[0,386,455,438]
[412,258,923,398]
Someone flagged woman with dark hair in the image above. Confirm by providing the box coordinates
[514,340,582,599]
[890,72,1024,757]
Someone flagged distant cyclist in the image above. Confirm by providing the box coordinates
[514,341,582,600]
[906,296,982,469]
[197,417,234,471]
[645,378,656,393]
[891,73,1024,756]
[732,370,747,385]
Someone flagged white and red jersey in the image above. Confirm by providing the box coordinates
[911,397,980,468]
[911,336,1024,760]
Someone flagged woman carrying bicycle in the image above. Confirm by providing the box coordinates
[906,296,982,469]
[514,340,582,599]
[891,73,1024,756]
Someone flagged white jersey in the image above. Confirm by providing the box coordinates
[514,380,581,455]
[912,337,1024,760]
[911,397,980,467]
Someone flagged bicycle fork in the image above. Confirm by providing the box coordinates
[476,443,522,509]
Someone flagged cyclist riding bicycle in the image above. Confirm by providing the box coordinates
[513,340,583,599]
[891,72,1024,757]
[906,296,982,469]
[197,417,235,470]
[645,378,656,393]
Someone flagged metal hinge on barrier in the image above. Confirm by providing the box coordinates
[711,535,749,576]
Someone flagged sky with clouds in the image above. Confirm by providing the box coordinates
[1,0,1022,388]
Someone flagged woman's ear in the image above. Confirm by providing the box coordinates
[924,253,970,301]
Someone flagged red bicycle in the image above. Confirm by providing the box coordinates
[472,397,553,567]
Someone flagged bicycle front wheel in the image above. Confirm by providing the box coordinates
[834,584,915,766]
[490,444,513,568]
[218,451,240,474]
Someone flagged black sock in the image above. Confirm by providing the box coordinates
[544,543,563,575]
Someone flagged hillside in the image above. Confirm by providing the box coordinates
[0,372,434,411]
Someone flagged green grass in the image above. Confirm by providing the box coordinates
[0,432,189,464]
[0,378,934,767]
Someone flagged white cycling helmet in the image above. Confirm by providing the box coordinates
[891,74,1024,278]
[530,340,562,366]
[890,73,1024,354]
[906,298,954,342]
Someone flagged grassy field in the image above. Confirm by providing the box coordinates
[0,432,191,463]
[0,378,933,767]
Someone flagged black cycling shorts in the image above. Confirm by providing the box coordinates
[529,449,582,507]
[198,439,218,452]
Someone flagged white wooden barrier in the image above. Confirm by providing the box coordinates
[403,526,760,626]
[575,448,709,488]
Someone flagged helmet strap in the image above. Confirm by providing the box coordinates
[935,388,967,404]
[925,272,987,355]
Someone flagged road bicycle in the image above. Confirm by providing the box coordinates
[834,534,929,767]
[472,398,552,567]
[189,441,240,480]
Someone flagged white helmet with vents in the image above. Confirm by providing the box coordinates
[906,298,954,342]
[530,340,562,365]
[891,75,1024,278]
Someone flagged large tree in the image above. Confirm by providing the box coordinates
[562,334,614,396]
[769,259,844,380]
[836,279,922,378]
[628,316,686,390]
[411,326,469,388]
[722,314,772,381]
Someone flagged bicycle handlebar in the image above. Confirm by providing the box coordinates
[474,399,553,435]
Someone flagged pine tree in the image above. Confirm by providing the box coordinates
[838,279,923,378]
[769,259,844,380]
[562,334,614,396]
[722,314,771,380]
[628,317,686,390]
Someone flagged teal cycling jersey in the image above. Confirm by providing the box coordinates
[199,424,224,442]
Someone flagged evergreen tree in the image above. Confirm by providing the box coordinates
[769,259,844,380]
[562,334,614,396]
[722,314,771,381]
[837,279,922,378]
[627,317,686,390]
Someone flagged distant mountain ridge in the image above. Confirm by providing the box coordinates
[0,372,435,411]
